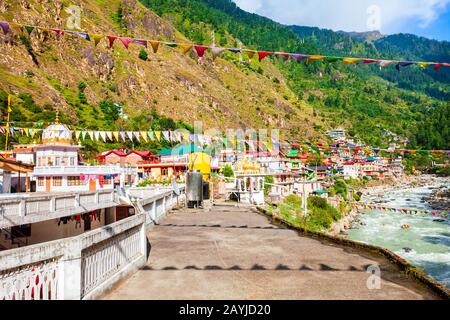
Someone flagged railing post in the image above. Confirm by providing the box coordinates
[75,194,80,208]
[18,199,26,217]
[50,196,56,212]
[162,196,166,214]
[95,191,99,204]
[58,239,82,300]
[152,201,156,220]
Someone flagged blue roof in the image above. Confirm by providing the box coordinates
[157,144,209,156]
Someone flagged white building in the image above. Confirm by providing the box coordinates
[342,161,360,179]
[32,122,135,192]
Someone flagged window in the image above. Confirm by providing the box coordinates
[67,176,81,186]
[38,177,44,186]
[52,176,62,187]
[161,168,169,177]
[55,157,61,166]
[70,157,75,166]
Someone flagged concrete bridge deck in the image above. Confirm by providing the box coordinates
[102,206,440,300]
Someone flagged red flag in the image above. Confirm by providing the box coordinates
[107,35,117,48]
[363,59,379,64]
[119,37,132,49]
[51,28,64,37]
[276,52,289,60]
[258,51,273,62]
[194,45,208,58]
[434,63,442,70]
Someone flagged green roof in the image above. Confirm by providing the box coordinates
[313,190,328,194]
[286,149,299,157]
[157,144,209,156]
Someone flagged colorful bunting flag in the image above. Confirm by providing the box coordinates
[307,55,325,62]
[0,21,10,35]
[258,51,273,62]
[133,39,147,47]
[342,58,360,64]
[119,37,132,49]
[290,54,309,62]
[396,61,414,71]
[140,131,148,142]
[378,60,396,68]
[126,131,134,142]
[212,47,226,60]
[120,131,126,142]
[50,28,64,37]
[74,32,91,41]
[113,131,119,142]
[107,35,117,48]
[148,131,155,141]
[194,45,208,58]
[24,25,35,35]
[244,50,257,60]
[149,40,160,53]
[92,34,103,47]
[134,131,141,142]
[180,44,193,54]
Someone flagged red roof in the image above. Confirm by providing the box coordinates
[128,150,153,157]
[344,161,355,165]
[96,149,127,159]
[96,149,153,159]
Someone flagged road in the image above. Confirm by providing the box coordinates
[102,205,440,300]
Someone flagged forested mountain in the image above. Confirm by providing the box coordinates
[141,0,449,149]
[0,0,448,154]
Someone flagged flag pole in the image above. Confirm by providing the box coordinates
[4,95,11,151]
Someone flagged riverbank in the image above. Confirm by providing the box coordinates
[327,174,448,237]
[346,175,450,289]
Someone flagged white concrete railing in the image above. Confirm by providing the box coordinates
[0,213,146,300]
[0,190,117,228]
[136,187,186,226]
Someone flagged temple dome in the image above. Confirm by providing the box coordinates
[41,123,73,145]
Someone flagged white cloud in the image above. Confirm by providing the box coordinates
[233,0,450,33]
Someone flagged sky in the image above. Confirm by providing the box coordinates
[233,0,450,41]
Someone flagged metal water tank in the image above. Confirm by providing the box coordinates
[186,171,203,208]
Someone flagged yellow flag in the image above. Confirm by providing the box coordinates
[245,50,256,60]
[180,44,193,54]
[75,131,81,140]
[307,55,325,62]
[417,62,432,68]
[149,40,160,53]
[155,131,161,141]
[113,131,119,141]
[343,58,360,64]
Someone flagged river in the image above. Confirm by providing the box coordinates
[347,176,450,288]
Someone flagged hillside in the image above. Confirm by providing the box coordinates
[0,0,323,158]
[0,0,449,155]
